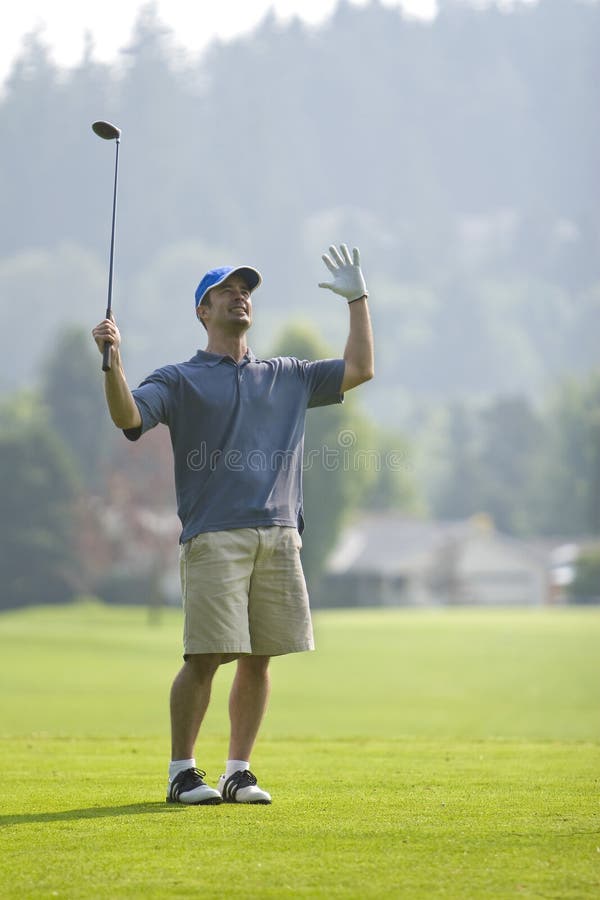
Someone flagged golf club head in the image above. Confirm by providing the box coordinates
[92,120,121,141]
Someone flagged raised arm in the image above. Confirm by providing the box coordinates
[318,244,374,391]
[342,297,374,391]
[91,316,142,429]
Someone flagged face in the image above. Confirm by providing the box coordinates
[197,274,253,333]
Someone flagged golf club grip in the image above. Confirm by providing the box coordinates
[102,341,111,372]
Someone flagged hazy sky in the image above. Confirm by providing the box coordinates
[1,0,437,85]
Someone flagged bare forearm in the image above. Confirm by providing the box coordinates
[104,349,141,429]
[342,297,374,390]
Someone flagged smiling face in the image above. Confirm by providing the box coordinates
[197,274,253,334]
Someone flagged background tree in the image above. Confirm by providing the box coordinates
[359,426,421,514]
[434,395,547,534]
[0,394,79,609]
[434,402,484,521]
[538,371,600,536]
[476,395,545,535]
[0,0,599,562]
[41,326,114,489]
[568,548,600,604]
[0,0,599,404]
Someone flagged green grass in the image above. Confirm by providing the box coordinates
[0,602,599,898]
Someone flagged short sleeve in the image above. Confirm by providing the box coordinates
[122,368,174,442]
[299,358,345,409]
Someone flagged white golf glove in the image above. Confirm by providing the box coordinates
[318,244,368,303]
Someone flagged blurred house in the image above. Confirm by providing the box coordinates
[86,499,593,609]
[316,513,558,608]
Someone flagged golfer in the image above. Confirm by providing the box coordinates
[92,244,374,805]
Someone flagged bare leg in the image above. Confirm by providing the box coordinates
[228,655,271,761]
[170,654,221,760]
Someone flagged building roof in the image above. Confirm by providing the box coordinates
[325,512,556,578]
[326,513,468,576]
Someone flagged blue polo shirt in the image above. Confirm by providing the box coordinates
[124,349,345,543]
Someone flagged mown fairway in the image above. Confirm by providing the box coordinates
[0,603,598,898]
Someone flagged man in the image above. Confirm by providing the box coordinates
[92,243,374,805]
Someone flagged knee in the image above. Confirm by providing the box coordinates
[185,653,222,681]
[237,655,270,677]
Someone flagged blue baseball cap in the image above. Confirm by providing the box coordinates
[194,265,262,308]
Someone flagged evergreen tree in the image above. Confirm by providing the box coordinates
[540,371,600,536]
[476,395,545,535]
[0,395,79,609]
[41,326,114,488]
[359,426,420,514]
[0,0,599,480]
[434,402,483,521]
[568,548,600,604]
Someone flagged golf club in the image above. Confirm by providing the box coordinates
[92,120,121,372]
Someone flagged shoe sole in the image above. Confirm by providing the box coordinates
[166,796,223,805]
[221,798,272,805]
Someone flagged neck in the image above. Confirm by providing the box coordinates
[205,332,249,363]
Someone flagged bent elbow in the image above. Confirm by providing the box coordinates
[355,368,374,386]
[342,369,374,392]
[111,412,142,430]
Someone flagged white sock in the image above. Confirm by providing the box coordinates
[169,758,195,782]
[225,759,249,778]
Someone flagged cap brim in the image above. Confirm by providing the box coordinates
[196,266,262,307]
[229,266,262,292]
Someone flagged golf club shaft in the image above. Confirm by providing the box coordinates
[102,138,120,372]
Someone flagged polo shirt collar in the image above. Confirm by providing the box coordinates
[194,348,256,367]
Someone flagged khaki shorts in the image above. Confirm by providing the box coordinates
[179,526,314,660]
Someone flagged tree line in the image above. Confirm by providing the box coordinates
[0,324,598,610]
[1,0,598,608]
[0,0,598,407]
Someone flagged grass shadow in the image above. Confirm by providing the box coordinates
[0,802,190,826]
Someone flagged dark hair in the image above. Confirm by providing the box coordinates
[196,292,212,331]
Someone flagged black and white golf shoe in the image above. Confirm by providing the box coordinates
[217,770,272,804]
[166,767,222,805]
